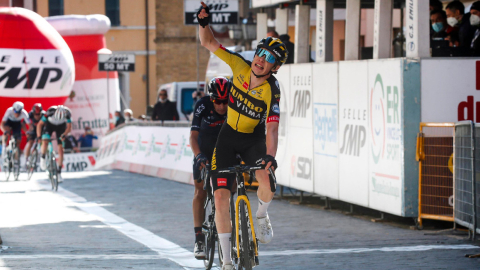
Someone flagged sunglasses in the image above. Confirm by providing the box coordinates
[213,99,228,105]
[255,48,277,64]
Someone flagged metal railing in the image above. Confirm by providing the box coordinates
[107,120,191,135]
[454,121,476,239]
[416,123,455,229]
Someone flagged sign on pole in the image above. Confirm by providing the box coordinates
[98,54,135,72]
[184,0,239,25]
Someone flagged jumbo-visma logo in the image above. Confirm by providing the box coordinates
[370,74,386,164]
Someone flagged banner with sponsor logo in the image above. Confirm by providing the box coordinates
[338,61,369,206]
[251,0,297,8]
[63,152,97,172]
[312,62,339,198]
[421,59,480,123]
[287,64,314,192]
[184,0,239,25]
[95,125,194,184]
[368,59,403,215]
[275,65,291,187]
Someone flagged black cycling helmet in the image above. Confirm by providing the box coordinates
[32,103,42,114]
[207,77,231,100]
[256,37,289,67]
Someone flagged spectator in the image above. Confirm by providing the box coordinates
[431,9,452,39]
[470,1,480,56]
[124,109,136,123]
[446,0,475,55]
[279,34,295,64]
[152,89,180,121]
[63,133,80,153]
[114,111,125,127]
[78,126,98,151]
[266,30,279,38]
[430,0,443,11]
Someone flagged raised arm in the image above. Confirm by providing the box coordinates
[198,2,220,53]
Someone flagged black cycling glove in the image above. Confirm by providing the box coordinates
[194,153,208,170]
[257,155,278,170]
[196,5,210,28]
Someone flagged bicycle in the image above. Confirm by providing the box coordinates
[26,138,40,181]
[217,165,276,270]
[2,133,21,181]
[200,163,217,270]
[45,138,59,191]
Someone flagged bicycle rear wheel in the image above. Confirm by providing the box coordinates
[203,198,216,269]
[239,200,253,270]
[27,149,37,181]
[50,155,58,191]
[12,148,20,181]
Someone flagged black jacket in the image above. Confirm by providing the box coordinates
[152,100,180,121]
[457,13,475,56]
[471,28,480,56]
[115,115,125,127]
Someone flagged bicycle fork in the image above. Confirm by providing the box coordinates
[235,195,259,259]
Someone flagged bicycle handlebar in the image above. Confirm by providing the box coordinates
[218,164,277,192]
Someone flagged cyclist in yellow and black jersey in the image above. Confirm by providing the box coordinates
[197,2,288,269]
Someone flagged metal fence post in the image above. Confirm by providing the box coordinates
[471,121,476,240]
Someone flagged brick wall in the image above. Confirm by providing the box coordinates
[155,0,234,91]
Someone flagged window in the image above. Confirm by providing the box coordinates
[48,0,63,16]
[105,0,120,26]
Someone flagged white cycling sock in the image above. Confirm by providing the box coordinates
[256,197,271,218]
[218,233,232,264]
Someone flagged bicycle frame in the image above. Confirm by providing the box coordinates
[234,172,258,259]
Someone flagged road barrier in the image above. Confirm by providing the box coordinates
[416,123,455,229]
[454,121,476,239]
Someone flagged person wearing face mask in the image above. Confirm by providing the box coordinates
[446,0,475,56]
[431,9,455,56]
[123,109,136,123]
[469,1,480,56]
[152,89,180,121]
[114,111,125,128]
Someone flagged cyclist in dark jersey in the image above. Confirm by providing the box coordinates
[25,103,45,164]
[37,105,72,183]
[190,77,230,259]
[198,2,288,269]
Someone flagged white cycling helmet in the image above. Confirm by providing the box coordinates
[12,101,24,113]
[54,105,67,121]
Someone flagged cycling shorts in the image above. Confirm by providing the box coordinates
[211,124,266,191]
[27,130,37,141]
[4,119,22,136]
[42,121,66,144]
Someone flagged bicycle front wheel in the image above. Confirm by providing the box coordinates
[3,153,11,181]
[50,155,58,191]
[239,200,253,270]
[12,148,20,181]
[203,198,216,269]
[27,149,37,181]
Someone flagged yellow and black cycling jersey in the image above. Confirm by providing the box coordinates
[214,45,281,136]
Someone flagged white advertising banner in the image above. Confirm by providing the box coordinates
[338,61,369,206]
[65,78,121,146]
[288,64,313,192]
[312,62,339,198]
[421,59,480,123]
[275,65,291,187]
[95,126,194,180]
[252,0,297,8]
[115,126,193,172]
[368,59,403,215]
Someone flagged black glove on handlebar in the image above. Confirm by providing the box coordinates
[196,5,210,28]
[257,155,278,170]
[194,153,208,171]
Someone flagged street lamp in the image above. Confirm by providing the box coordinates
[97,48,112,129]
